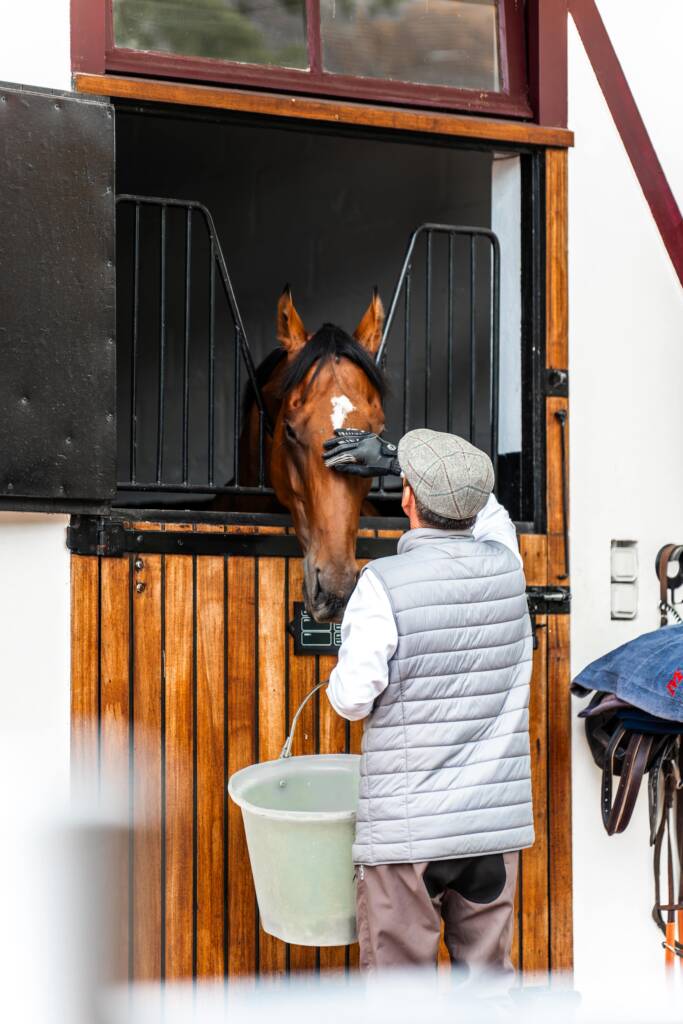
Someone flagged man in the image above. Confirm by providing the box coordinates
[322,428,534,975]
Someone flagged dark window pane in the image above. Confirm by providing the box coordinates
[113,0,308,69]
[321,0,500,90]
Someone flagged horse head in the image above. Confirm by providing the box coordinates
[270,288,386,622]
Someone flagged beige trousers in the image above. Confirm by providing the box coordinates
[355,851,519,974]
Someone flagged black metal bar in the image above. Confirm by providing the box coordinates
[555,408,570,579]
[378,222,499,363]
[469,235,476,445]
[66,518,400,560]
[258,410,265,489]
[490,235,501,479]
[182,208,192,485]
[130,202,140,484]
[403,266,412,435]
[156,205,167,484]
[233,326,241,487]
[209,238,216,487]
[447,233,454,432]
[425,230,432,426]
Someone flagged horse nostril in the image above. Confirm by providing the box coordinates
[314,569,322,600]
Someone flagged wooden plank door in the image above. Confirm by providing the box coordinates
[71,526,571,983]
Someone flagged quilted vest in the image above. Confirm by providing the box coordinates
[353,527,534,865]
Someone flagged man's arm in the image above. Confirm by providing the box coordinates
[472,492,522,566]
[326,571,398,721]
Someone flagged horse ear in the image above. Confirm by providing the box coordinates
[277,286,308,353]
[353,289,384,354]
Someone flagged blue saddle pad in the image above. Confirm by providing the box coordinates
[573,624,683,723]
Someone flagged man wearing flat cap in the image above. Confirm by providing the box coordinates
[323,428,534,976]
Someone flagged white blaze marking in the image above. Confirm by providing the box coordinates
[331,394,354,430]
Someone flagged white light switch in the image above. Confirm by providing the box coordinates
[611,540,638,582]
[611,582,638,620]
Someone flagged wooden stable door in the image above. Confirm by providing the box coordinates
[71,526,571,982]
[71,147,571,981]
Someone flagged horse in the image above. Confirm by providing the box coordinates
[241,287,386,622]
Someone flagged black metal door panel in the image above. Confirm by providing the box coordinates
[0,84,115,512]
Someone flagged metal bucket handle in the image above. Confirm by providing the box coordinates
[280,681,328,759]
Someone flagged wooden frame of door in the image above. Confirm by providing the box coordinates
[69,84,572,977]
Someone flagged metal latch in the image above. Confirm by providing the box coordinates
[526,586,571,616]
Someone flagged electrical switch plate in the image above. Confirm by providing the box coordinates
[611,581,638,620]
[611,540,638,583]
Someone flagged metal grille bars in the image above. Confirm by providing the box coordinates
[116,194,270,496]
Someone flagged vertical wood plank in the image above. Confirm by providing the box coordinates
[227,554,258,979]
[131,531,163,983]
[546,148,568,370]
[195,525,226,978]
[519,535,548,587]
[548,614,573,974]
[99,556,131,981]
[71,555,99,787]
[287,558,318,975]
[164,527,195,980]
[546,396,569,541]
[257,551,288,978]
[521,615,549,975]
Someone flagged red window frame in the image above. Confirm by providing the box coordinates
[72,0,532,119]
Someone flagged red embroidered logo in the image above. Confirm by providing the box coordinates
[666,669,683,697]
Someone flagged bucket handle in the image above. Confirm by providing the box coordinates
[280,680,329,759]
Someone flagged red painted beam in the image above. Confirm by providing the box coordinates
[570,0,683,287]
[70,0,107,74]
[527,0,568,128]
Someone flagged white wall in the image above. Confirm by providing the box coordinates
[0,0,72,797]
[491,154,522,455]
[569,0,683,986]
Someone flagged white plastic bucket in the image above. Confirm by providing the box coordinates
[228,753,360,947]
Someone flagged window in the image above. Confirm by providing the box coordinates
[101,0,530,116]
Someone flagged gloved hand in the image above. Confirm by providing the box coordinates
[322,429,401,477]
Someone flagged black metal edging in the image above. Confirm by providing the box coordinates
[66,516,399,559]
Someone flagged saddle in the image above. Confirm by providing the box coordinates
[572,549,683,962]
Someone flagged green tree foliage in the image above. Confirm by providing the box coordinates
[114,0,307,67]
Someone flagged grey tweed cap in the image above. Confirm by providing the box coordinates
[398,428,494,520]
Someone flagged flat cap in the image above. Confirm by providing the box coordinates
[398,429,494,520]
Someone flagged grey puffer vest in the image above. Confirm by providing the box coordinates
[353,528,534,866]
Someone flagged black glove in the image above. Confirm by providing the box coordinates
[322,429,401,477]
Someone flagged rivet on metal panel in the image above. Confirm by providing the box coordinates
[65,437,72,445]
[20,396,28,406]
[136,581,146,594]
[136,534,144,544]
[106,260,113,269]
[106,413,113,423]
[134,559,144,571]
[0,96,6,104]
[54,102,61,111]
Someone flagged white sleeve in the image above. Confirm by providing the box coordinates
[326,570,398,722]
[472,493,523,566]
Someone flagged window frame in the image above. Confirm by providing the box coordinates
[77,0,532,118]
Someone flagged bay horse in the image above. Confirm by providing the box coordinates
[242,287,386,622]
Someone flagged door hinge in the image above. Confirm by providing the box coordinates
[545,368,568,397]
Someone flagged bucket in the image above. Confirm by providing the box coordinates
[228,752,360,946]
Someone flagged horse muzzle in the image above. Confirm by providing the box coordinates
[303,560,358,623]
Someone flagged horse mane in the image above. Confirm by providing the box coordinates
[280,323,386,399]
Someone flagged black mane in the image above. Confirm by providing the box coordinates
[280,323,386,398]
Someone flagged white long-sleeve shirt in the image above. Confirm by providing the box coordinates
[326,494,523,721]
